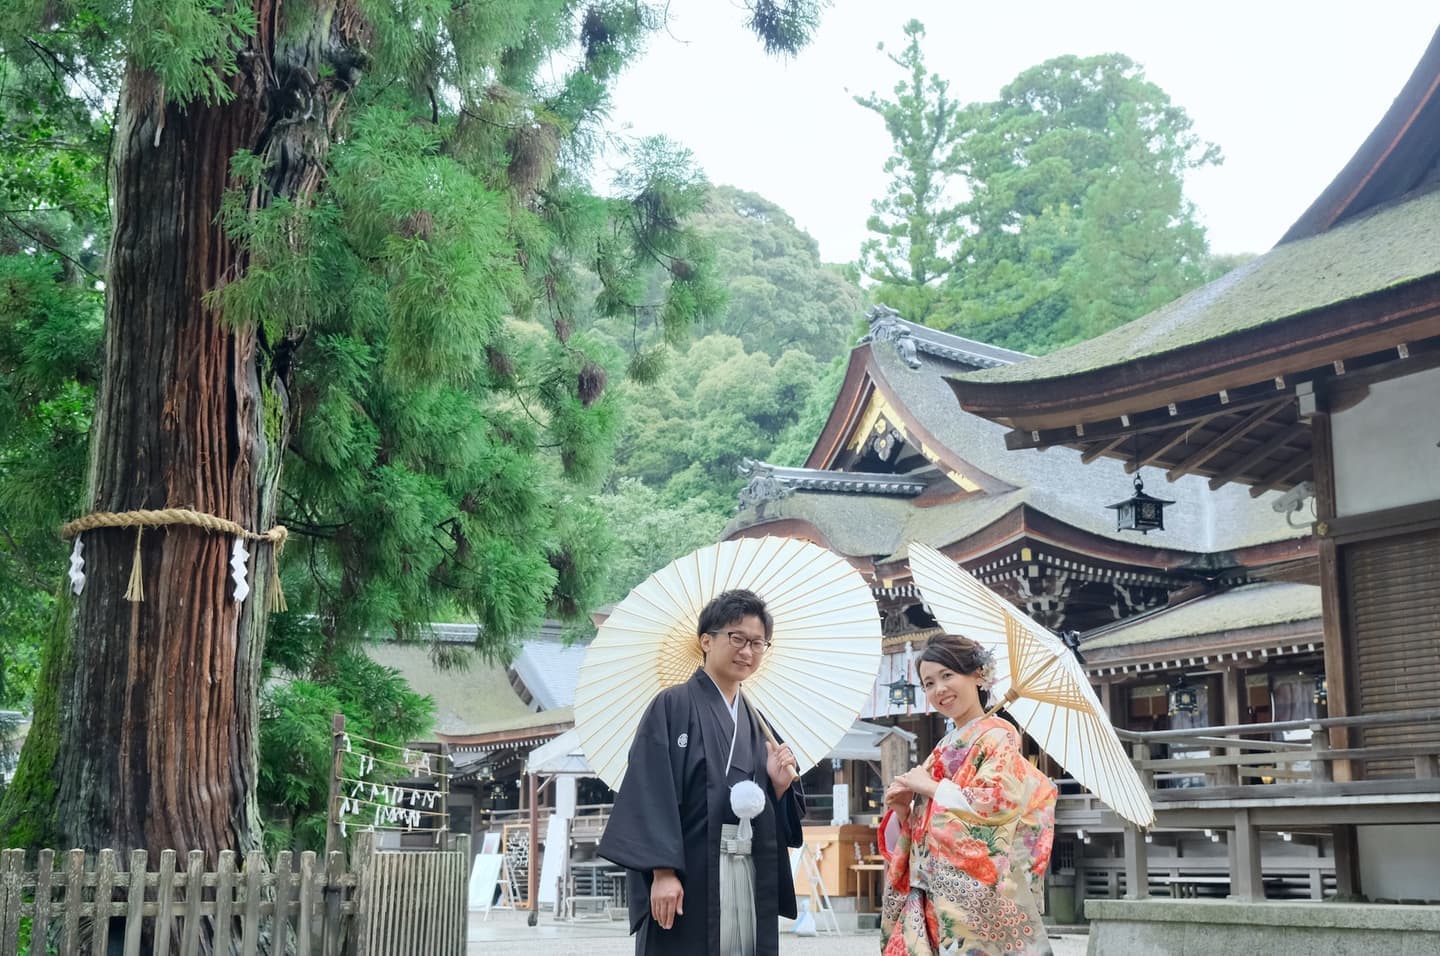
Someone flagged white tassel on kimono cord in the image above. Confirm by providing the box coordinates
[730,780,766,842]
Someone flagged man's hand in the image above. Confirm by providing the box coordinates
[651,868,684,929]
[766,741,797,795]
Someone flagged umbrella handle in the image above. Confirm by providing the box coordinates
[747,697,799,780]
[985,687,1022,717]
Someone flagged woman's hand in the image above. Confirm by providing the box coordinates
[883,780,913,824]
[896,765,939,799]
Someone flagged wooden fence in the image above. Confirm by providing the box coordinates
[351,837,468,956]
[0,843,360,956]
[0,832,472,956]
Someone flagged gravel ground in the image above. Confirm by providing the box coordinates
[467,909,1089,955]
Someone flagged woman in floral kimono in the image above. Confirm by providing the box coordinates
[878,635,1057,956]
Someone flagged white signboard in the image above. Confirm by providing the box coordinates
[469,853,506,918]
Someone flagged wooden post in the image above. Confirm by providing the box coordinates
[1308,722,1333,783]
[1218,668,1243,786]
[527,770,540,924]
[350,831,375,956]
[1122,824,1149,900]
[326,713,346,859]
[1133,741,1154,792]
[322,850,345,956]
[1309,411,1353,781]
[242,850,263,956]
[153,850,177,955]
[1332,824,1361,899]
[439,748,451,846]
[62,849,83,954]
[1229,810,1263,901]
[214,851,236,955]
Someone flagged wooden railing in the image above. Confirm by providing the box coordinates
[1076,856,1336,901]
[1116,707,1440,795]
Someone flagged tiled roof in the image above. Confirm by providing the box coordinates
[508,625,586,710]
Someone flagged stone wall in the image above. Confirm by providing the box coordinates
[1085,898,1440,955]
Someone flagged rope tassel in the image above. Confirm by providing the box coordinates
[124,527,145,602]
[267,537,288,613]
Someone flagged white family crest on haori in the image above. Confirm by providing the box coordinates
[906,541,1155,828]
[573,536,884,790]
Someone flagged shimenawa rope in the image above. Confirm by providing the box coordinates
[60,508,287,610]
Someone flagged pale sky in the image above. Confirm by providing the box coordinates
[598,2,1439,263]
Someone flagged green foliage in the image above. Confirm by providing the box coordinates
[588,478,727,604]
[854,20,964,322]
[744,0,828,56]
[258,647,435,852]
[939,53,1222,352]
[766,345,853,467]
[129,0,257,103]
[0,587,70,848]
[596,137,725,348]
[2,0,251,107]
[610,334,824,512]
[686,186,864,361]
[0,253,101,710]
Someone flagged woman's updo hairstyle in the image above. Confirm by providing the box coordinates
[916,634,991,709]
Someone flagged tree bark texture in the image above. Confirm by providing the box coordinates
[52,1,366,861]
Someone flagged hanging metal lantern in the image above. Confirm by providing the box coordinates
[886,678,917,708]
[1168,683,1199,716]
[1107,474,1175,534]
[1313,676,1328,707]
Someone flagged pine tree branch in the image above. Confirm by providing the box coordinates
[0,527,51,592]
[1,214,99,279]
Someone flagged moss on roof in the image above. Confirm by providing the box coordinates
[439,706,574,739]
[364,642,531,735]
[723,492,912,556]
[954,184,1440,385]
[1081,582,1322,651]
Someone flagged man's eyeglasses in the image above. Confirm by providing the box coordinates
[710,630,773,653]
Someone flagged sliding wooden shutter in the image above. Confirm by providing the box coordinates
[1345,527,1440,778]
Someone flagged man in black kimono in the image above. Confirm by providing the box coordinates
[598,589,805,955]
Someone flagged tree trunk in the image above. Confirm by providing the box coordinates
[41,1,366,862]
